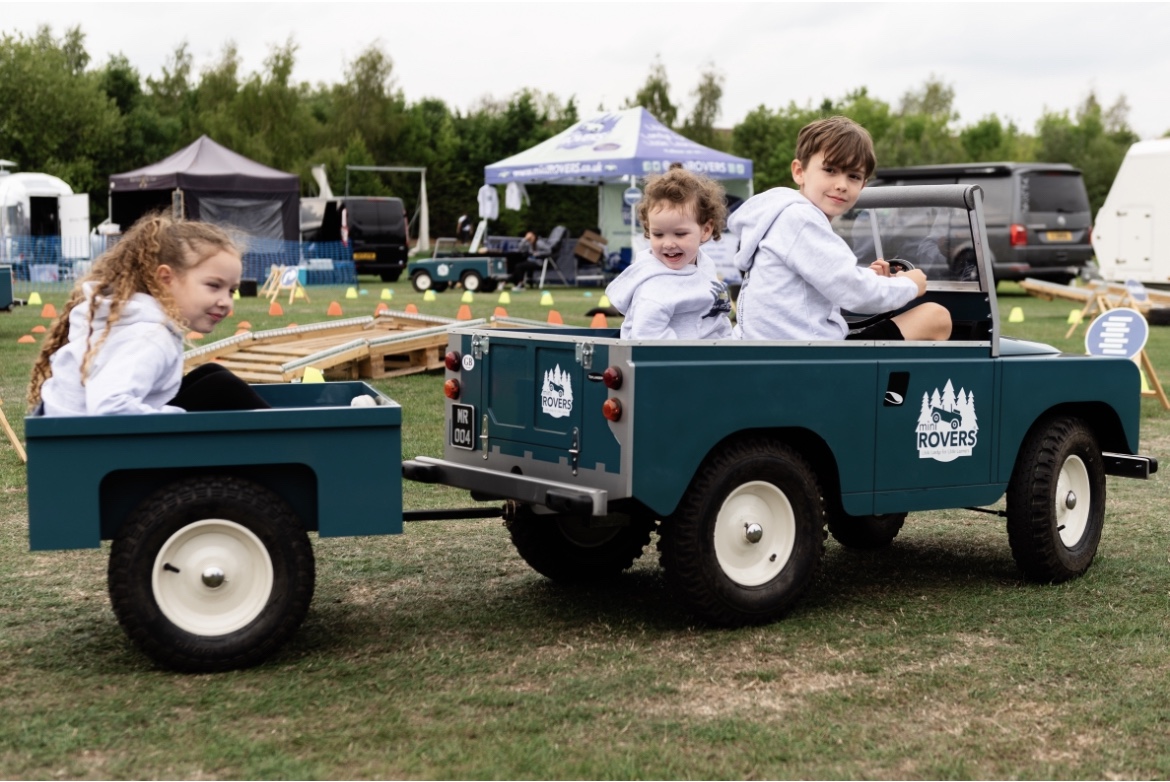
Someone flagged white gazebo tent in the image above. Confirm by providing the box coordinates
[484,107,753,262]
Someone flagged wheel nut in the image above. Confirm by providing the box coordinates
[201,567,226,588]
[744,523,763,543]
[1064,491,1077,510]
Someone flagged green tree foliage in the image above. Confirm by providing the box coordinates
[680,65,726,150]
[625,57,677,127]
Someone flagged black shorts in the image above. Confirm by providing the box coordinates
[845,318,904,341]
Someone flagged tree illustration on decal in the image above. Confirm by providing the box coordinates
[918,392,933,427]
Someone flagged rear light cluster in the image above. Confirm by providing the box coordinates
[1010,224,1028,247]
[444,350,462,399]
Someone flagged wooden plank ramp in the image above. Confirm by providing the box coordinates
[184,311,487,383]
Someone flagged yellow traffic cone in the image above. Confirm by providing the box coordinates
[1067,309,1083,325]
[233,289,240,300]
[423,290,437,302]
[345,287,358,300]
[598,294,611,308]
[1008,306,1025,323]
[302,367,325,383]
[461,290,474,303]
[540,291,554,306]
[498,291,511,305]
[27,292,42,305]
[381,288,393,300]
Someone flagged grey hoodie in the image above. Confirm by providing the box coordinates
[40,282,186,416]
[605,248,733,340]
[730,187,918,340]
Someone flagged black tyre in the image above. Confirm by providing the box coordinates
[1006,416,1105,582]
[828,512,906,550]
[108,475,315,672]
[432,281,450,293]
[480,278,499,293]
[505,503,654,583]
[411,270,434,292]
[380,271,402,283]
[658,438,826,626]
[461,270,484,292]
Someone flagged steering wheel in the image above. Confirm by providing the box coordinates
[886,258,916,274]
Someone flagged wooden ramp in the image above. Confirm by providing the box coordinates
[184,311,487,383]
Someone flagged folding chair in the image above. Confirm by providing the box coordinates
[534,226,569,287]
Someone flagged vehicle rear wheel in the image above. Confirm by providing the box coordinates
[1006,416,1105,582]
[108,475,315,672]
[411,270,434,292]
[480,278,499,293]
[659,438,825,626]
[828,512,906,549]
[380,271,402,283]
[505,502,654,583]
[432,281,449,293]
[461,270,484,292]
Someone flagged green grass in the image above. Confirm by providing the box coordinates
[1,279,1168,779]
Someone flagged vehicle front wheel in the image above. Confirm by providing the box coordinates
[505,503,654,583]
[108,475,315,672]
[659,438,826,626]
[1006,416,1105,582]
[828,512,906,549]
[461,270,484,292]
[411,270,434,292]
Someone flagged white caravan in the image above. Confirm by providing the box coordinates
[0,170,91,266]
[1093,138,1170,285]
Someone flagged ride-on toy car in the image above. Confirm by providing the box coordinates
[408,255,509,293]
[404,184,1157,627]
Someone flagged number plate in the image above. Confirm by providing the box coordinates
[353,252,377,260]
[450,403,476,450]
[1045,231,1073,242]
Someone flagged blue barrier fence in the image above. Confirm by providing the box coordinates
[3,237,359,295]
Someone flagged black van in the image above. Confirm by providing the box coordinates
[300,196,410,281]
[869,163,1093,283]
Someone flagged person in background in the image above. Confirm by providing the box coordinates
[507,230,544,291]
[28,212,269,415]
[605,168,733,340]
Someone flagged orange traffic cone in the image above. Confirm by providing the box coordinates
[41,303,57,319]
[17,335,35,344]
[493,306,508,318]
[269,301,284,316]
[374,302,389,315]
[456,304,472,320]
[327,301,343,316]
[547,310,563,325]
[287,323,298,328]
[405,303,419,314]
[590,312,608,328]
[236,320,252,330]
[31,325,46,333]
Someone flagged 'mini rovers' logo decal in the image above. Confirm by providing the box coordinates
[916,379,978,462]
[541,364,574,419]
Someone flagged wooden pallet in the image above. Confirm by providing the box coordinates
[184,311,481,383]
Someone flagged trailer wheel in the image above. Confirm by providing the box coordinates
[108,475,315,672]
[411,270,435,292]
[828,512,906,549]
[1006,416,1105,582]
[505,503,654,583]
[659,438,825,626]
[461,270,484,292]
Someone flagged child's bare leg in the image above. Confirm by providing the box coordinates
[892,303,952,341]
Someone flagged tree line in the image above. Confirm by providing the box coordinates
[0,25,1156,242]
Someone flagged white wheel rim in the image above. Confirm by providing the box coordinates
[1056,455,1091,547]
[417,274,431,290]
[714,481,796,587]
[152,519,274,636]
[465,275,480,291]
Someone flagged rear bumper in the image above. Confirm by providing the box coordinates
[402,456,608,516]
[1103,452,1158,479]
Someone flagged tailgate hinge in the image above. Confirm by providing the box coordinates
[472,334,489,359]
[569,426,580,475]
[480,413,489,460]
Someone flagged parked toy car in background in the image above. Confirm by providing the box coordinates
[869,163,1093,284]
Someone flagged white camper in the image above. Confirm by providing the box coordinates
[0,170,91,264]
[1093,138,1170,285]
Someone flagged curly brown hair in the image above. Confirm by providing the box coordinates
[27,212,239,408]
[636,168,728,241]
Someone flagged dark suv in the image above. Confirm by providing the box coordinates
[869,163,1093,283]
[300,196,410,281]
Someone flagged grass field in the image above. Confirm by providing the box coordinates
[1,279,1168,780]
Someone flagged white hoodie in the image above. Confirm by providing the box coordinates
[605,248,733,340]
[40,283,186,416]
[730,187,918,340]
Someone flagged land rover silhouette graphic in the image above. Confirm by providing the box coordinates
[916,380,978,462]
[541,365,574,419]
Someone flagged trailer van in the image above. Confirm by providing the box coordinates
[0,170,90,280]
[1093,138,1170,286]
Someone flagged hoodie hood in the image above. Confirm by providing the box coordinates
[728,187,808,275]
[604,248,700,314]
[67,281,178,344]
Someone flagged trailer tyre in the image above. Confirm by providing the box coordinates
[828,512,907,550]
[108,475,315,673]
[1006,416,1105,582]
[505,503,654,583]
[660,439,826,626]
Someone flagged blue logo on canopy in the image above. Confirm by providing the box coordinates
[1085,307,1148,359]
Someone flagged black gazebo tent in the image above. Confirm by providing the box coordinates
[109,136,300,240]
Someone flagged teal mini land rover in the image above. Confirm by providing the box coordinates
[404,184,1157,627]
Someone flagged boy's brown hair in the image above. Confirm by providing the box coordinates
[636,167,728,241]
[795,116,877,178]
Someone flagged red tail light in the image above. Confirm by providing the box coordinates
[444,379,461,400]
[602,367,623,389]
[602,398,622,421]
[444,351,462,372]
[1010,224,1027,246]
